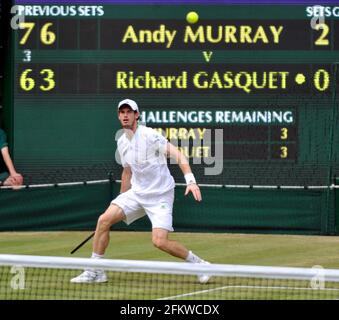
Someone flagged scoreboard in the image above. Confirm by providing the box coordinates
[6,0,339,186]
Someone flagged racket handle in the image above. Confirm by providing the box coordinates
[70,232,95,254]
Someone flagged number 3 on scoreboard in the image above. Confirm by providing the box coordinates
[280,128,288,140]
[20,69,55,92]
[280,146,288,159]
[39,69,55,91]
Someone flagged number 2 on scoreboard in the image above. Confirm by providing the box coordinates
[314,23,329,46]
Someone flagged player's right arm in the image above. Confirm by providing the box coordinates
[120,166,132,193]
[166,142,202,202]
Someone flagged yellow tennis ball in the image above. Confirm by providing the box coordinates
[186,11,199,24]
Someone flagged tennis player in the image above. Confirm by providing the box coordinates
[71,99,210,284]
[0,128,23,186]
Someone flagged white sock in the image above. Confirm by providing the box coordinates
[185,251,203,263]
[91,252,104,259]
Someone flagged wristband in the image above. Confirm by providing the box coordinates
[184,173,196,185]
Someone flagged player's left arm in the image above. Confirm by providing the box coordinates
[166,142,202,202]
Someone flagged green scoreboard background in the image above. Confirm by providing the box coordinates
[5,1,339,186]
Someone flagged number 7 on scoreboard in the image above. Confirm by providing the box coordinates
[19,22,56,46]
[19,22,35,45]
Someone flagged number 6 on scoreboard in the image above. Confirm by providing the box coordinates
[40,23,56,45]
[20,69,35,91]
[19,69,55,92]
[19,22,56,46]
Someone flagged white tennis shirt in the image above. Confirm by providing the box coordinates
[117,125,175,196]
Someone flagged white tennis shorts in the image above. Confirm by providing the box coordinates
[111,188,175,231]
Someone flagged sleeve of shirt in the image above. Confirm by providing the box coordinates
[0,129,8,150]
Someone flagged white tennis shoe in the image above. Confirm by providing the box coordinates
[70,270,107,283]
[197,260,211,284]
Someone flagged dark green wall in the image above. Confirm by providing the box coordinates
[0,183,335,235]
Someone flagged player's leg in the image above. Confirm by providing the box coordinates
[70,204,125,283]
[146,190,205,260]
[71,190,144,284]
[151,227,207,263]
[152,227,188,259]
[93,189,144,257]
[93,204,125,255]
[146,189,204,261]
[145,189,210,283]
[151,228,210,284]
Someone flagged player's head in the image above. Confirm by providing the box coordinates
[117,99,140,130]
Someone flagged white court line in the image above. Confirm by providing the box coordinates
[157,285,339,300]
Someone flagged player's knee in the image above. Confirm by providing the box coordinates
[97,214,113,232]
[97,206,124,232]
[152,237,168,251]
